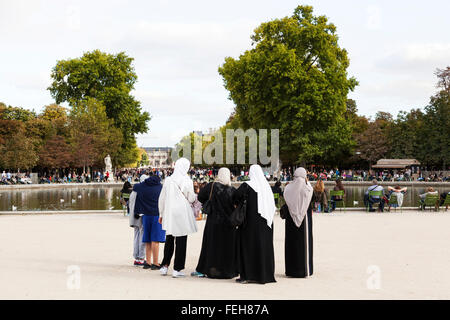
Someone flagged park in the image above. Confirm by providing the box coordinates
[0,1,449,302]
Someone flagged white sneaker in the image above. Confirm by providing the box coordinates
[160,266,168,276]
[172,270,186,278]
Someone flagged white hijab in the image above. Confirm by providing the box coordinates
[284,167,313,228]
[158,157,197,236]
[170,157,191,187]
[215,167,231,186]
[246,164,276,228]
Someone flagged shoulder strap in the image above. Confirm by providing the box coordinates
[209,182,215,200]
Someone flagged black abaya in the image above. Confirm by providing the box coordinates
[233,183,276,284]
[196,182,239,279]
[283,203,313,278]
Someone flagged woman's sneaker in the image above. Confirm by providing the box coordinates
[172,270,186,278]
[134,259,145,266]
[190,271,206,278]
[160,266,168,276]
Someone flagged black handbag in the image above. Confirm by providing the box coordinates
[201,183,215,215]
[280,204,289,219]
[229,194,247,228]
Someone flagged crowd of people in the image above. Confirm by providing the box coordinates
[1,171,32,185]
[121,158,316,284]
[2,166,449,185]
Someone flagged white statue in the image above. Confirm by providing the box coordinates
[104,154,114,182]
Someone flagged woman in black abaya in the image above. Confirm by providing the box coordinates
[281,167,314,278]
[192,168,238,279]
[233,164,276,284]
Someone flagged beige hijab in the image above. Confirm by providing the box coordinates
[284,167,313,228]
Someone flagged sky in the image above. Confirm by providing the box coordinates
[1,0,449,148]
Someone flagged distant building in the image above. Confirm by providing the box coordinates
[143,147,173,168]
[372,159,420,173]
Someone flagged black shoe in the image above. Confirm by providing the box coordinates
[235,278,247,283]
[151,264,161,270]
[143,262,152,269]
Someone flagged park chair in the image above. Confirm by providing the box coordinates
[366,190,384,212]
[329,190,346,212]
[419,194,440,211]
[388,194,402,213]
[443,194,450,211]
[273,193,280,210]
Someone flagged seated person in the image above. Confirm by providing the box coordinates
[313,179,328,212]
[330,179,345,212]
[364,179,385,212]
[419,187,439,210]
[271,180,283,207]
[440,191,450,210]
[387,185,407,211]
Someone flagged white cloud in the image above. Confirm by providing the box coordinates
[366,5,382,30]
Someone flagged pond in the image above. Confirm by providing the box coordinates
[0,184,448,212]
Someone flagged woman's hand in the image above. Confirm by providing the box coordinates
[159,217,163,224]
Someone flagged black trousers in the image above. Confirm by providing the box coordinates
[161,235,187,271]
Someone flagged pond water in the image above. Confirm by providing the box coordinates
[0,184,448,212]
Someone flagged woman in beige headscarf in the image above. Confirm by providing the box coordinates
[191,167,239,279]
[282,167,314,278]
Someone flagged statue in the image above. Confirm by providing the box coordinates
[104,154,114,182]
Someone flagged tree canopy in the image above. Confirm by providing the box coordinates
[219,5,358,165]
[48,50,151,166]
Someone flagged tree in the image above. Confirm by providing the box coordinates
[38,135,73,169]
[435,67,450,93]
[48,50,151,166]
[422,90,450,169]
[218,5,358,165]
[354,120,389,169]
[0,103,36,121]
[385,109,425,161]
[139,149,150,167]
[68,98,123,172]
[0,120,38,171]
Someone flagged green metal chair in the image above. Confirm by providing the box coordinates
[366,190,384,212]
[329,190,345,212]
[443,194,450,211]
[273,193,280,210]
[419,194,440,211]
[388,194,402,213]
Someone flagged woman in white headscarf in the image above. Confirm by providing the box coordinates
[232,164,276,284]
[191,167,239,279]
[281,167,314,278]
[158,158,197,278]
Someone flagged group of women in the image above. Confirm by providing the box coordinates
[157,157,315,284]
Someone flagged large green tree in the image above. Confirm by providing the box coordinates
[48,50,150,166]
[219,5,358,165]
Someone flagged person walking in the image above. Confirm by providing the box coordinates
[191,167,238,279]
[233,164,276,284]
[281,167,314,278]
[158,158,198,278]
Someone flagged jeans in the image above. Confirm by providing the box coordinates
[364,194,385,211]
[133,225,145,260]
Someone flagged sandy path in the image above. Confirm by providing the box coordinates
[0,211,449,299]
